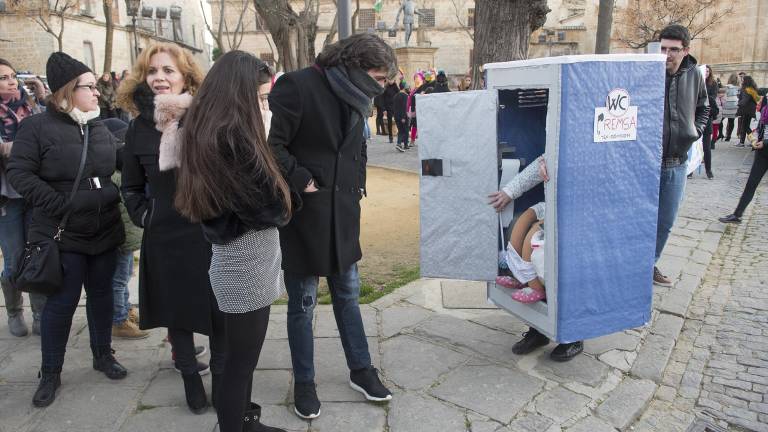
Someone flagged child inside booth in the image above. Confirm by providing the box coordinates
[488,155,549,304]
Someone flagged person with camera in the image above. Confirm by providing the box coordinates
[7,52,128,407]
[0,58,47,337]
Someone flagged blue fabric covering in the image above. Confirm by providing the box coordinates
[555,61,665,342]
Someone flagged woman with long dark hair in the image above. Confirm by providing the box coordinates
[176,51,289,432]
[737,75,760,146]
[700,65,718,178]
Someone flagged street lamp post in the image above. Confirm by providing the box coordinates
[125,0,141,60]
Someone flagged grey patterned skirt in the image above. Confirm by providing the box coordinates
[208,227,285,313]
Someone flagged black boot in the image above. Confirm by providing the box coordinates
[93,347,128,380]
[243,402,286,432]
[211,373,222,410]
[182,372,208,414]
[32,371,61,407]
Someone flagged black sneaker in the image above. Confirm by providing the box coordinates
[293,382,321,419]
[719,214,741,224]
[174,360,210,376]
[549,341,584,362]
[350,366,392,402]
[512,328,550,355]
[32,371,61,407]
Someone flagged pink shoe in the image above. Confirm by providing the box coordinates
[495,276,524,289]
[511,287,546,304]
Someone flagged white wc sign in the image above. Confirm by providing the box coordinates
[594,88,638,142]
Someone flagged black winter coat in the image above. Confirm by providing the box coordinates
[662,54,710,161]
[393,92,409,121]
[121,112,216,334]
[268,66,367,276]
[382,83,399,111]
[7,110,124,255]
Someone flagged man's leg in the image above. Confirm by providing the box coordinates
[328,264,391,401]
[734,153,768,217]
[285,271,321,418]
[655,164,688,276]
[386,112,393,143]
[327,264,370,372]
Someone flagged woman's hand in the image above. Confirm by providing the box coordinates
[754,140,765,150]
[25,78,47,100]
[488,191,512,212]
[538,158,550,182]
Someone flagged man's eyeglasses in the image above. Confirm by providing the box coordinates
[75,84,99,92]
[660,46,684,54]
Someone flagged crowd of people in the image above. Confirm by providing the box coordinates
[1,24,767,432]
[1,33,396,432]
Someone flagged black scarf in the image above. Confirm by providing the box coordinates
[132,82,156,122]
[325,65,383,117]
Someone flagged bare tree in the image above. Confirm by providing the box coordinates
[12,0,78,52]
[450,0,474,42]
[202,0,253,55]
[615,0,733,49]
[103,0,115,73]
[595,0,614,54]
[471,0,549,89]
[252,0,322,72]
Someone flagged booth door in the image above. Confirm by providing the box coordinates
[417,90,499,281]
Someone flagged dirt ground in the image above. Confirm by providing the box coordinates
[358,166,420,284]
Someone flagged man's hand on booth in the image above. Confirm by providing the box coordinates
[538,158,550,182]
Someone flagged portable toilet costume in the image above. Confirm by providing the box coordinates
[417,54,667,343]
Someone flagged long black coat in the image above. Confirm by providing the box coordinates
[268,66,367,276]
[121,114,215,334]
[8,110,124,255]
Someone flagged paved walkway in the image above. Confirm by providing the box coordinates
[0,142,764,432]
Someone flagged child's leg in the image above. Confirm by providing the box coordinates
[522,221,545,293]
[509,208,539,256]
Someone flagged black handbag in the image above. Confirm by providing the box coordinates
[14,124,90,295]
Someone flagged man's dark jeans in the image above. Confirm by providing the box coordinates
[41,249,117,373]
[285,264,371,384]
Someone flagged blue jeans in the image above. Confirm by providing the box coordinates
[655,163,688,261]
[41,249,117,373]
[111,251,134,324]
[285,263,371,384]
[0,198,46,319]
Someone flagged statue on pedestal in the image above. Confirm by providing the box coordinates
[390,0,424,46]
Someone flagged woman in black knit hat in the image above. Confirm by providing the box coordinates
[7,52,128,407]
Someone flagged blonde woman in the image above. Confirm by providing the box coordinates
[8,52,126,407]
[117,43,222,415]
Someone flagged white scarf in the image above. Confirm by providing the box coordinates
[67,106,101,125]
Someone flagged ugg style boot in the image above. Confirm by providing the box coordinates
[112,319,149,339]
[32,371,61,407]
[182,372,208,414]
[2,277,28,337]
[243,403,286,432]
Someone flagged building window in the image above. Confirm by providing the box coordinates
[557,31,566,42]
[260,52,275,67]
[82,41,95,71]
[0,0,7,13]
[418,8,435,28]
[357,8,375,31]
[79,0,94,17]
[467,8,474,28]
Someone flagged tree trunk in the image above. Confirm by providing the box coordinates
[253,0,319,72]
[471,0,549,89]
[595,0,614,54]
[103,0,114,73]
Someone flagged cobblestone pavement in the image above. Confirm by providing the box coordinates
[0,143,764,432]
[634,147,768,432]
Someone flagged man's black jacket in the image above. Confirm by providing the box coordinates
[663,54,710,161]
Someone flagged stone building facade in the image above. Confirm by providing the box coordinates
[0,0,211,77]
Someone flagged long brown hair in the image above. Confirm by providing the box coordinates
[116,42,204,116]
[175,50,291,223]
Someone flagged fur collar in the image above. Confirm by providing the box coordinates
[154,92,193,171]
